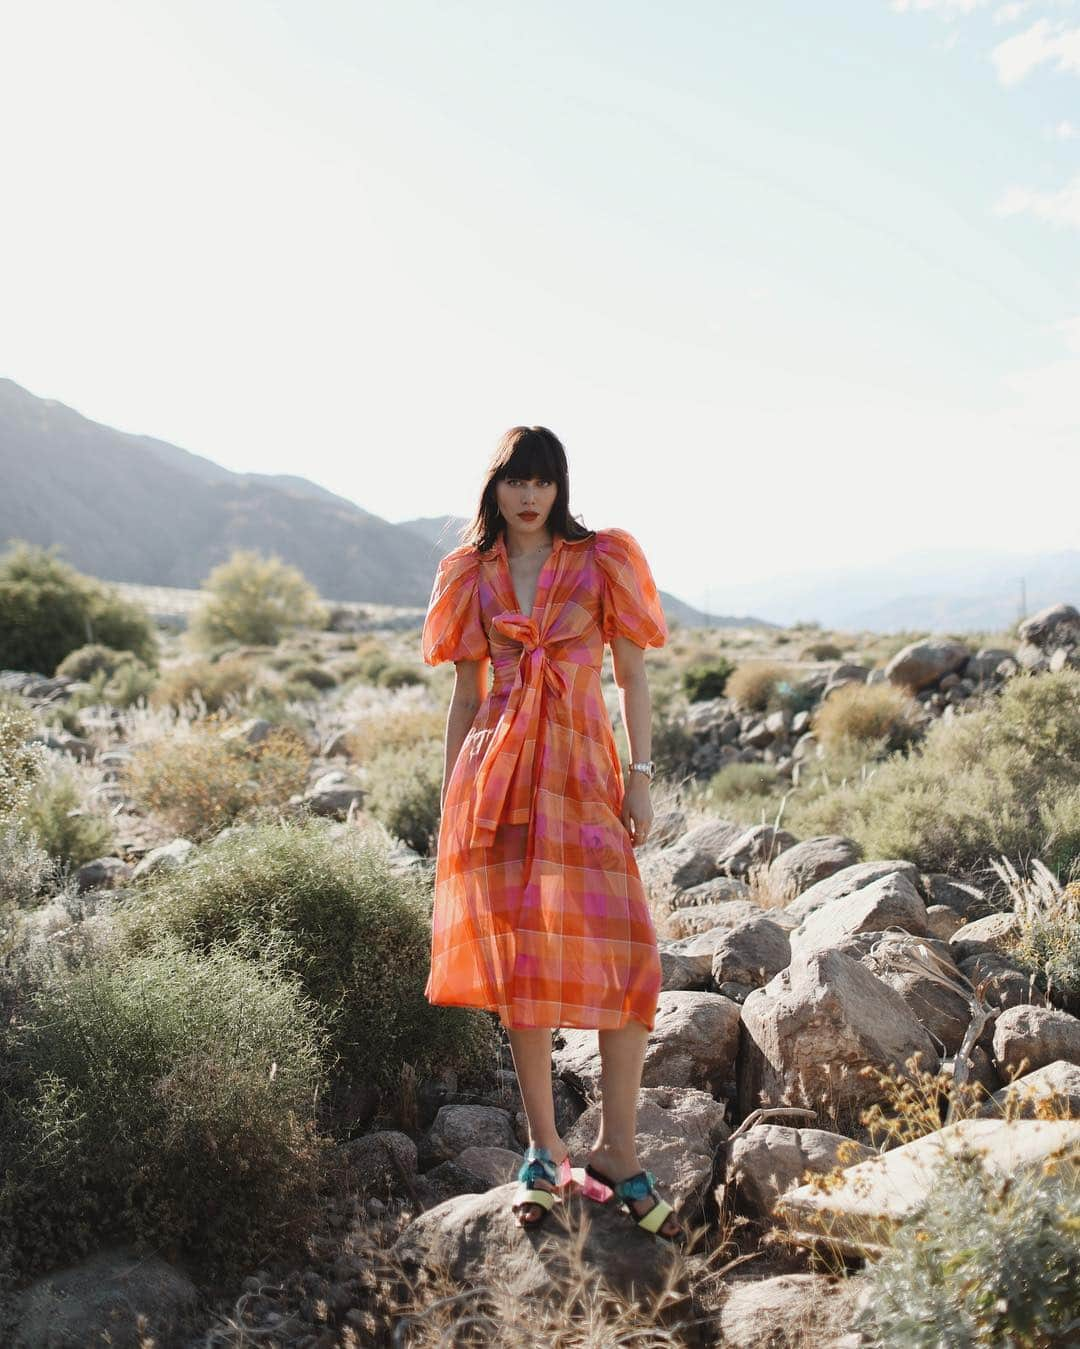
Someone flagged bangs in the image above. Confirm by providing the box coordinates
[498,433,562,483]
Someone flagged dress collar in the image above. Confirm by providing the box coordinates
[480,529,593,561]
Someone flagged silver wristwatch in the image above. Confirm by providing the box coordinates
[627,760,655,781]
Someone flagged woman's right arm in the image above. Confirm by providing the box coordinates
[441,656,489,809]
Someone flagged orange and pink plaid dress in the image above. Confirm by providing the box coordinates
[420,526,667,1032]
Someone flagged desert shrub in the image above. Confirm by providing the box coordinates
[150,657,255,713]
[69,655,159,710]
[692,760,786,828]
[24,762,114,868]
[285,663,337,691]
[346,706,445,764]
[124,724,310,839]
[787,670,1080,887]
[189,550,328,649]
[377,661,425,690]
[706,761,781,802]
[682,659,735,702]
[800,640,844,661]
[726,660,792,713]
[812,681,923,756]
[0,825,57,915]
[55,643,130,680]
[1006,864,1080,1015]
[0,699,43,819]
[364,740,443,854]
[856,1150,1080,1347]
[120,821,497,1092]
[0,542,157,675]
[0,938,327,1280]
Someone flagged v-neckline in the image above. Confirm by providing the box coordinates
[498,532,562,621]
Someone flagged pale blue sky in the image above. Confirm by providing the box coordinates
[1,1,1077,611]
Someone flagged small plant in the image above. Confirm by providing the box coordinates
[285,663,337,691]
[24,761,114,869]
[995,856,1080,1015]
[189,550,328,648]
[0,938,328,1280]
[0,697,43,820]
[726,660,792,713]
[150,657,257,713]
[124,723,310,839]
[120,821,498,1093]
[55,643,131,680]
[811,681,923,757]
[0,541,157,674]
[681,659,735,702]
[364,739,443,855]
[346,706,445,765]
[377,661,426,690]
[800,641,845,661]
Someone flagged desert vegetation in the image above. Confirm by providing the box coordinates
[1,539,1078,1345]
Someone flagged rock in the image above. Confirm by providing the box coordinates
[455,1145,525,1187]
[423,1158,490,1200]
[669,875,751,910]
[344,1130,418,1190]
[777,1118,1080,1257]
[660,907,781,981]
[920,873,991,920]
[792,872,928,955]
[958,952,1045,1011]
[924,904,964,940]
[131,837,194,880]
[710,915,791,991]
[965,648,1014,681]
[842,932,973,1055]
[12,1247,200,1348]
[1015,640,1049,671]
[75,856,133,893]
[1017,602,1080,653]
[765,836,862,904]
[791,732,819,762]
[667,902,767,938]
[992,1004,1080,1078]
[555,990,740,1099]
[427,1104,520,1160]
[949,911,1020,960]
[716,825,798,878]
[726,1124,873,1219]
[717,1273,861,1349]
[785,860,922,922]
[220,716,273,745]
[304,771,364,819]
[739,949,940,1118]
[1050,645,1080,672]
[981,1059,1080,1119]
[744,720,774,749]
[884,639,971,693]
[646,806,688,849]
[564,1083,728,1220]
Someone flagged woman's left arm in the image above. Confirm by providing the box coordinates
[611,634,654,847]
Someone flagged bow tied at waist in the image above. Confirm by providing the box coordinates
[470,612,568,858]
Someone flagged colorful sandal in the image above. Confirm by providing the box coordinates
[511,1145,573,1229]
[582,1163,685,1244]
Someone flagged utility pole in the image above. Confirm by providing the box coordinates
[1019,577,1027,624]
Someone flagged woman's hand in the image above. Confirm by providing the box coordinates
[621,774,654,847]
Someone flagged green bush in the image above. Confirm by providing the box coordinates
[0,698,43,820]
[286,664,338,691]
[812,681,923,757]
[0,542,157,675]
[189,550,328,648]
[55,643,131,680]
[857,1149,1080,1347]
[725,660,791,713]
[682,659,735,702]
[23,764,114,869]
[365,739,443,855]
[0,939,327,1280]
[150,657,256,713]
[787,670,1080,886]
[1013,880,1080,1016]
[120,821,497,1093]
[376,661,425,690]
[68,655,158,709]
[800,641,845,661]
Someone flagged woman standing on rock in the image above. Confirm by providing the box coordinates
[420,425,683,1243]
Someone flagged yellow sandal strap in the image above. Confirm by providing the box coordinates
[636,1197,674,1235]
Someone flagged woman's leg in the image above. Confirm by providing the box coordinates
[505,1025,568,1224]
[585,1018,682,1239]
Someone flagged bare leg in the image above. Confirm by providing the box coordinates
[585,1018,682,1239]
[505,1025,568,1225]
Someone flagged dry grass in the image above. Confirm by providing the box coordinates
[725,661,792,714]
[810,681,923,756]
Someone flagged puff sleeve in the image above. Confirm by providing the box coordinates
[421,546,489,665]
[594,527,668,650]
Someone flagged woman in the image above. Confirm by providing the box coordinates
[420,425,683,1244]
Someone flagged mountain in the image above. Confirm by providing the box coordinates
[0,379,435,604]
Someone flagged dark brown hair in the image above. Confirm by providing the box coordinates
[459,426,594,553]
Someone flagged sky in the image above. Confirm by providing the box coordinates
[1,0,1078,613]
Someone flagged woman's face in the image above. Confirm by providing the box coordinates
[495,474,559,538]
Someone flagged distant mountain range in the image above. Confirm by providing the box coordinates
[0,379,763,625]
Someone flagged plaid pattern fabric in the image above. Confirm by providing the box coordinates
[421,527,667,1031]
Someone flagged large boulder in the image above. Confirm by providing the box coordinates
[992,1004,1080,1078]
[710,914,792,992]
[75,856,133,893]
[555,990,740,1100]
[669,876,751,910]
[792,873,928,956]
[919,873,991,920]
[638,819,748,908]
[725,1124,873,1220]
[958,952,1046,1012]
[11,1248,200,1349]
[715,825,798,878]
[949,911,1020,961]
[739,949,940,1118]
[717,1272,862,1349]
[131,837,193,881]
[838,932,973,1055]
[765,836,862,903]
[785,860,922,922]
[427,1104,521,1160]
[884,639,971,693]
[777,1119,1080,1257]
[980,1060,1080,1119]
[1017,602,1080,653]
